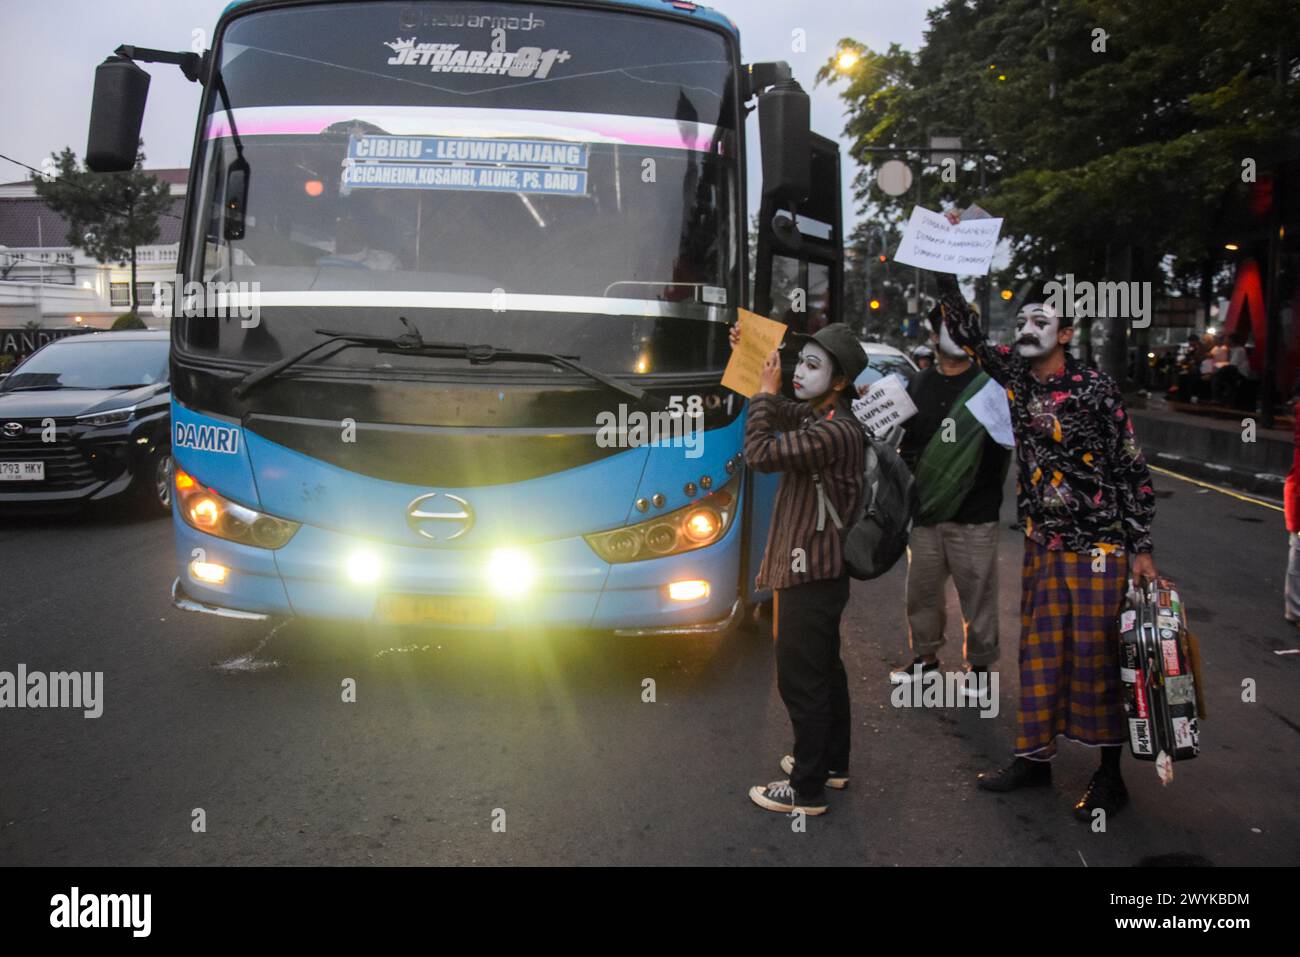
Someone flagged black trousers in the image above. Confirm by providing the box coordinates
[774,572,852,799]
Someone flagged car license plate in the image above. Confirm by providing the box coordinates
[0,461,44,481]
[375,594,495,627]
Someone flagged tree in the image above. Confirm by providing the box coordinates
[823,0,1300,383]
[32,144,172,315]
[111,312,148,330]
[820,0,1300,304]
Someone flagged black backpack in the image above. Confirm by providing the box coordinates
[829,430,918,580]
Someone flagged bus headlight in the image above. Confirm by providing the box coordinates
[486,547,536,598]
[346,549,383,584]
[682,507,720,543]
[667,579,709,601]
[189,560,229,585]
[584,472,738,563]
[175,466,300,549]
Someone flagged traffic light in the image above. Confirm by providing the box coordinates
[869,298,881,311]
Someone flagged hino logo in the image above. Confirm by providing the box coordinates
[2,422,23,437]
[406,491,474,541]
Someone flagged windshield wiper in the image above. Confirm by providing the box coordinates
[234,320,666,409]
[232,331,384,398]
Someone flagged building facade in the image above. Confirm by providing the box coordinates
[0,169,187,359]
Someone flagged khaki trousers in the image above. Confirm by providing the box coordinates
[905,520,1000,667]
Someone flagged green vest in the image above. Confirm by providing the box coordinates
[914,371,1001,525]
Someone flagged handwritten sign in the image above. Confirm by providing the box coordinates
[851,375,917,436]
[893,206,1003,275]
[722,309,787,397]
[967,378,1015,448]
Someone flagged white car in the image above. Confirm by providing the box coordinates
[853,341,919,448]
[857,341,920,389]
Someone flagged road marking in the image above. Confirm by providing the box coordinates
[1148,465,1284,513]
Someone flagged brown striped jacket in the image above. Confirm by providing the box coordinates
[743,392,866,590]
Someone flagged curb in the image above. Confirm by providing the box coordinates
[1146,450,1285,500]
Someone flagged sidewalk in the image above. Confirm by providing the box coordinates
[1128,396,1292,498]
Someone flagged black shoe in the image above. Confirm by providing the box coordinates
[890,656,940,685]
[748,780,828,816]
[977,756,1052,792]
[1073,770,1129,821]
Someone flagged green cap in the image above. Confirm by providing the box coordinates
[787,323,868,384]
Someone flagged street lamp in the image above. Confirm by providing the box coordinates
[835,47,860,72]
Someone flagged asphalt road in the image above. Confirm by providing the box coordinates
[2,470,1298,867]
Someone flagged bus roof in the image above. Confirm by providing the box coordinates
[219,0,738,37]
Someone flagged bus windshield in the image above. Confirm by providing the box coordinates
[183,0,739,376]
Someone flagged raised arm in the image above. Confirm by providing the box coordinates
[934,272,1024,388]
[730,320,803,430]
[744,394,860,474]
[755,392,811,432]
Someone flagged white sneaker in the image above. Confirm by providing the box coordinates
[748,780,829,816]
[959,667,992,703]
[889,657,940,685]
[780,754,848,789]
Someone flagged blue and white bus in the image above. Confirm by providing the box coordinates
[85,0,845,634]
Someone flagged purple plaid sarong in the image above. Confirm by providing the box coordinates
[1015,538,1129,758]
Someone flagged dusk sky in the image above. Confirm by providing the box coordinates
[0,0,933,226]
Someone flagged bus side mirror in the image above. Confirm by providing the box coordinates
[223,157,250,241]
[758,79,810,209]
[86,55,150,173]
[770,212,804,255]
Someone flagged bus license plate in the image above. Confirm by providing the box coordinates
[0,461,44,481]
[375,594,495,627]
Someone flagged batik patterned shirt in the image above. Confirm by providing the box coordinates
[939,284,1155,554]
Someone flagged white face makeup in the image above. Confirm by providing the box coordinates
[792,342,835,400]
[936,323,967,359]
[1015,304,1062,358]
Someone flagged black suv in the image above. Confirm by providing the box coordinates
[0,330,171,513]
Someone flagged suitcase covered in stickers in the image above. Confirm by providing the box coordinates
[1118,579,1200,764]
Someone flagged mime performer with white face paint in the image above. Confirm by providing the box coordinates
[889,293,1011,694]
[936,249,1158,823]
[732,321,868,817]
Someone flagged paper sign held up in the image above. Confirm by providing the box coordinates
[851,375,917,436]
[966,378,1015,449]
[893,206,1003,276]
[722,309,788,397]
